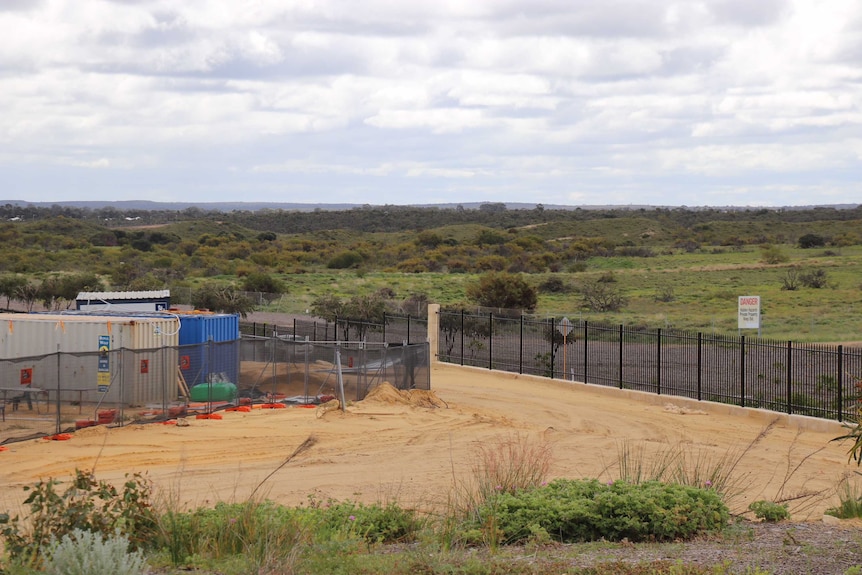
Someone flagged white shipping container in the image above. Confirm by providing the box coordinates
[0,313,179,357]
[0,313,180,406]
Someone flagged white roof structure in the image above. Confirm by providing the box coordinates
[76,290,170,300]
[75,290,171,312]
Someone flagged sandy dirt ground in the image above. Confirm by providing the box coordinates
[0,363,859,521]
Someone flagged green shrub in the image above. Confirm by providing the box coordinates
[43,529,146,575]
[0,469,157,565]
[327,251,363,269]
[748,500,790,522]
[158,500,307,567]
[473,479,729,544]
[304,498,423,544]
[240,271,285,294]
[154,497,421,570]
[825,476,862,519]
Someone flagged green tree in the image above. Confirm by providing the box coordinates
[760,244,789,264]
[327,251,363,269]
[578,279,627,312]
[310,294,345,322]
[241,272,285,294]
[192,283,255,318]
[466,272,538,312]
[37,273,103,310]
[128,273,167,291]
[14,281,39,312]
[342,294,387,340]
[798,233,826,249]
[0,274,27,309]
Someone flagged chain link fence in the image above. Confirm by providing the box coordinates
[1,333,429,444]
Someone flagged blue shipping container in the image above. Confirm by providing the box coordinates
[178,314,240,345]
[177,314,240,388]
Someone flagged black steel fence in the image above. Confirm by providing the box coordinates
[438,310,862,422]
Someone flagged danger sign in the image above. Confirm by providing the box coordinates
[738,295,761,329]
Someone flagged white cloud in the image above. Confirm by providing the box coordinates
[0,0,859,206]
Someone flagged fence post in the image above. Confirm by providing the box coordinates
[786,341,792,415]
[657,328,662,396]
[740,335,746,408]
[697,332,702,401]
[460,310,465,366]
[550,317,556,379]
[519,315,524,375]
[618,324,623,389]
[293,318,297,339]
[583,321,588,384]
[383,312,387,342]
[55,346,61,435]
[407,315,411,345]
[838,345,844,422]
[488,313,494,370]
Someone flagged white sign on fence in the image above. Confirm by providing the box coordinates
[738,295,761,330]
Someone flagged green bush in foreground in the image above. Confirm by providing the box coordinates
[43,529,146,575]
[0,469,157,566]
[152,497,424,570]
[471,479,729,544]
[306,498,425,544]
[748,500,790,522]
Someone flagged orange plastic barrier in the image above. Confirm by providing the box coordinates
[43,433,73,441]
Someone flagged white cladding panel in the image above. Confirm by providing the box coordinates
[0,314,179,359]
[0,314,180,406]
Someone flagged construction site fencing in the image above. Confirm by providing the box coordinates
[438,309,862,422]
[240,313,428,346]
[240,335,430,405]
[1,334,429,445]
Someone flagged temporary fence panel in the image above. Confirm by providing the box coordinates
[241,314,428,346]
[238,336,430,403]
[179,339,240,388]
[0,344,181,443]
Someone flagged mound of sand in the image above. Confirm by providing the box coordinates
[663,403,708,415]
[362,382,447,408]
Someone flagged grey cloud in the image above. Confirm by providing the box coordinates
[492,2,671,38]
[0,0,45,12]
[658,45,725,76]
[709,0,789,27]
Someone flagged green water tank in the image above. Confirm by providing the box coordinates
[190,381,238,402]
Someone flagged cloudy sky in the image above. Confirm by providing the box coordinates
[2,1,861,207]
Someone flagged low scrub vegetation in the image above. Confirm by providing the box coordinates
[0,434,767,575]
[2,205,862,340]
